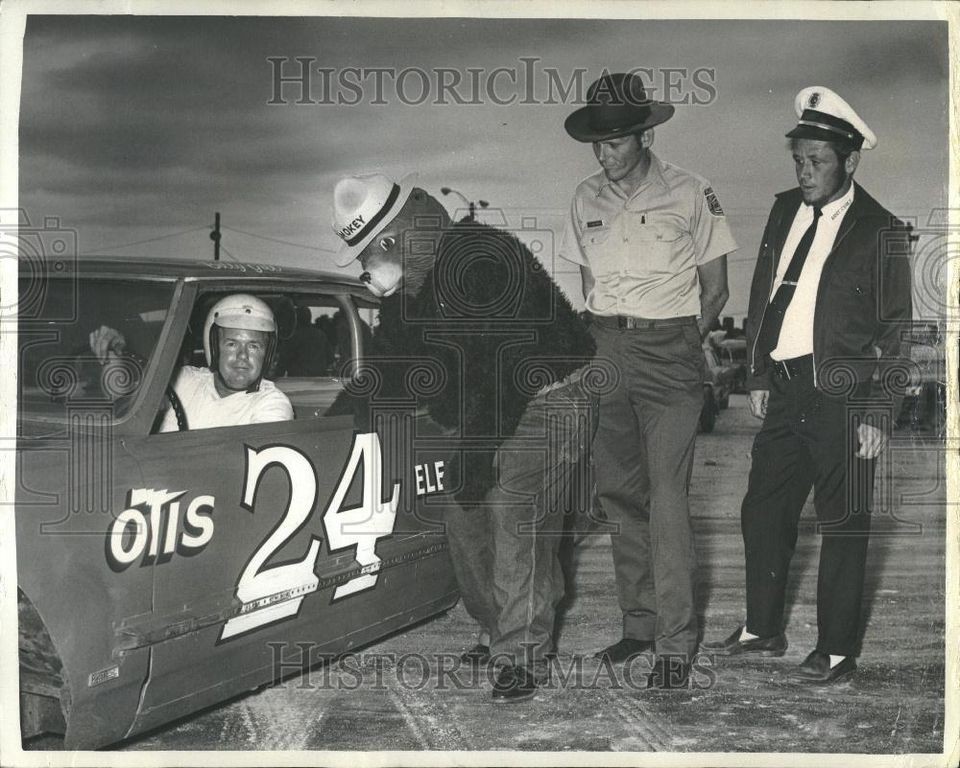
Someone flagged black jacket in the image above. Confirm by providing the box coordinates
[745,183,913,412]
[333,220,596,500]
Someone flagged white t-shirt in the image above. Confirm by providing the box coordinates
[159,365,293,432]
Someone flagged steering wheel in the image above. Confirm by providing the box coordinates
[162,376,189,432]
[120,349,189,432]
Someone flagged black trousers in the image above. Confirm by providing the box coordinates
[741,368,875,656]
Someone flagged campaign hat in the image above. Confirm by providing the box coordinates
[564,72,675,142]
[332,172,418,266]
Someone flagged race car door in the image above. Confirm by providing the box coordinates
[119,320,456,734]
[129,415,455,734]
[118,414,361,732]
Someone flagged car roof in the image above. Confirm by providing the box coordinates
[27,256,365,288]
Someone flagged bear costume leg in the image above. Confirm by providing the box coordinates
[486,378,594,679]
[438,495,499,648]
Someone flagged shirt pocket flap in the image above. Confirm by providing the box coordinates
[630,221,684,243]
[582,227,611,247]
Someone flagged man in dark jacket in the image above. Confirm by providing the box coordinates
[704,87,913,683]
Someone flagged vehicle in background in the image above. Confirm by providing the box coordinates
[895,326,946,435]
[699,341,740,433]
[718,337,748,394]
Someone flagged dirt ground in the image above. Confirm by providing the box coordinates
[96,395,947,755]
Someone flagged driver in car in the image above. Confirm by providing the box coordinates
[89,293,293,431]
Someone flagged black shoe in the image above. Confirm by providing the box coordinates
[491,665,539,703]
[459,643,491,667]
[789,650,857,684]
[593,638,655,663]
[701,625,787,657]
[646,656,691,690]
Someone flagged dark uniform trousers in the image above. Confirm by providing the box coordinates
[742,366,874,656]
[590,316,705,660]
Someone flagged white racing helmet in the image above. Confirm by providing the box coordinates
[202,294,277,387]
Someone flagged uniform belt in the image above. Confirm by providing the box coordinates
[592,314,696,330]
[770,354,813,381]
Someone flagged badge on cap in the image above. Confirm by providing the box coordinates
[787,86,877,150]
[703,187,724,217]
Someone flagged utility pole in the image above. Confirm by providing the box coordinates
[211,212,221,261]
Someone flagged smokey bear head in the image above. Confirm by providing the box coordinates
[357,188,451,299]
[332,174,451,299]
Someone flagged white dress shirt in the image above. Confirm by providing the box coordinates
[770,184,855,360]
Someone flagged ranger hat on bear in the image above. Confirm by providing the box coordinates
[332,172,418,266]
[564,71,675,142]
[785,86,877,150]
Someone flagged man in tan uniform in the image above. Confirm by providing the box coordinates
[560,71,737,688]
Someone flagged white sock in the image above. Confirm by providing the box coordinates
[739,627,759,641]
[829,654,846,668]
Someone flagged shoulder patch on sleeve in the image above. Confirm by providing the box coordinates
[703,187,725,217]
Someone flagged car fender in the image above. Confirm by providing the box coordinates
[19,555,153,749]
[17,447,154,748]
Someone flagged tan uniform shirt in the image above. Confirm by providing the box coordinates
[559,152,738,318]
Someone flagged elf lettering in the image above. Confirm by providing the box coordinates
[415,460,445,496]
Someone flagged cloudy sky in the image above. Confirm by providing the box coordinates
[17,13,950,318]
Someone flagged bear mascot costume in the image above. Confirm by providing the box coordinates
[329,172,598,702]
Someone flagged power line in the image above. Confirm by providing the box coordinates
[91,225,208,254]
[222,225,338,254]
[218,243,240,263]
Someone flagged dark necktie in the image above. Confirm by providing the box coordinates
[756,206,822,358]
